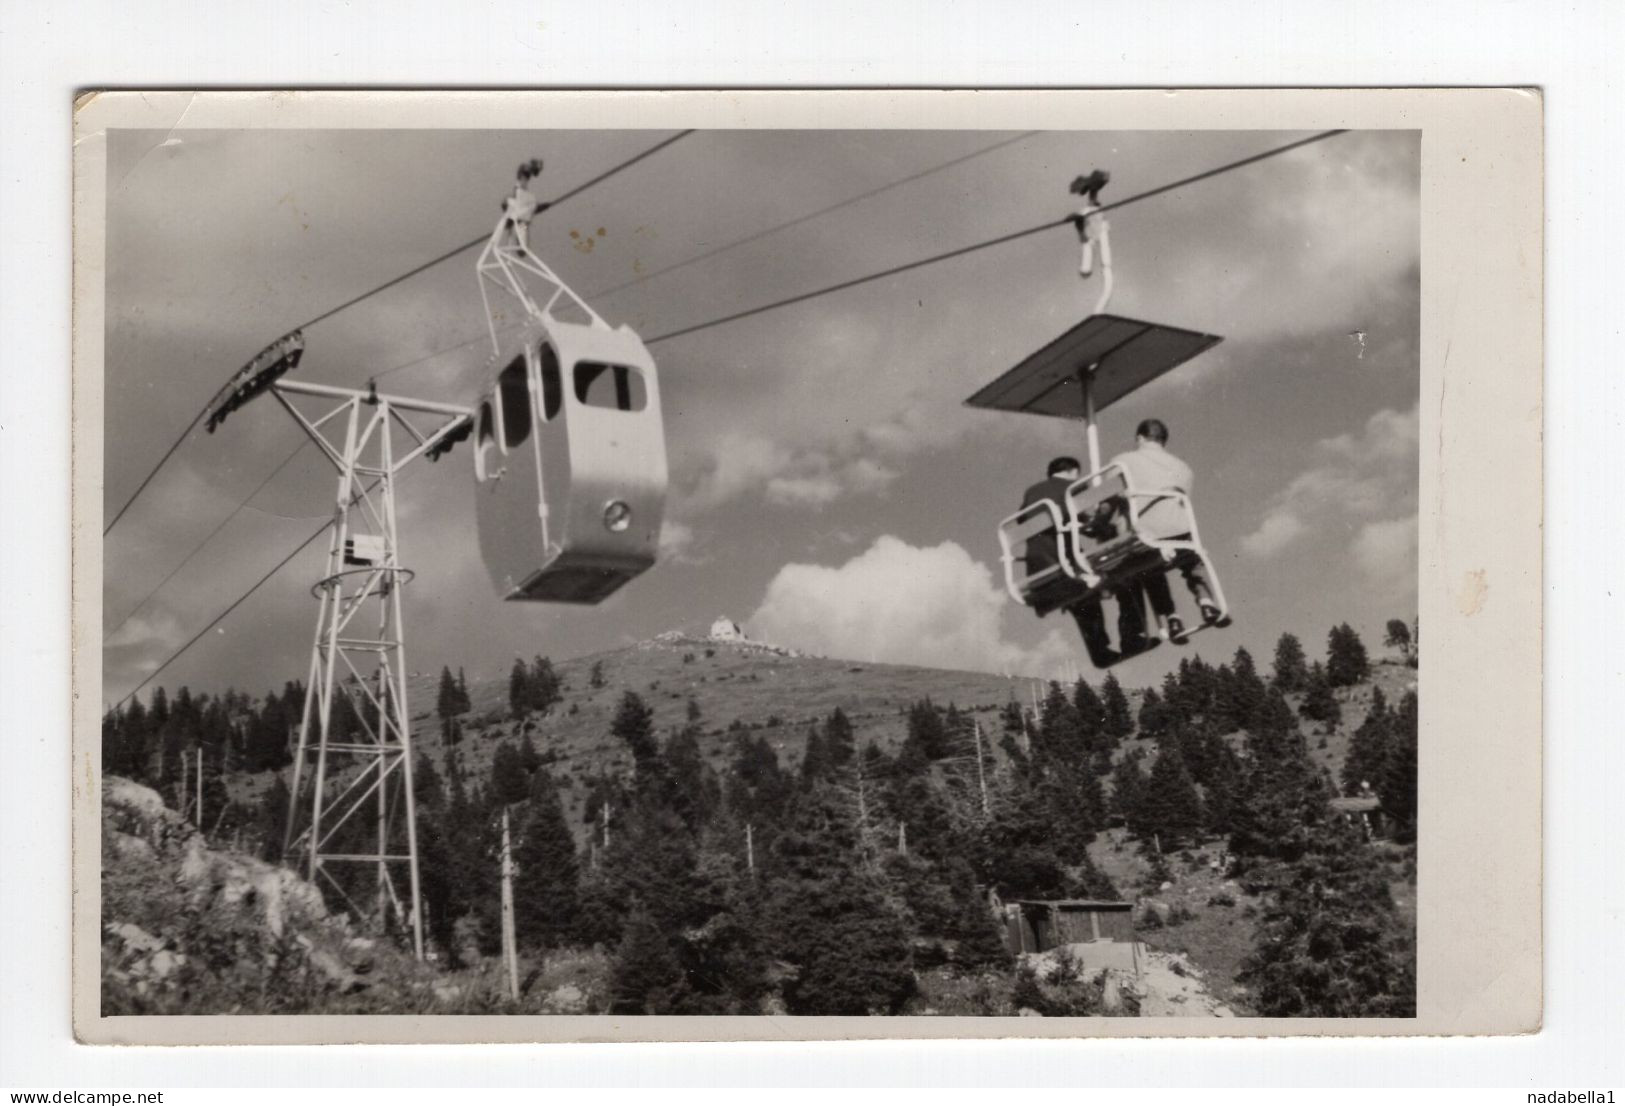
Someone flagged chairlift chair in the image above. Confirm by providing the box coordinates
[965,173,1232,658]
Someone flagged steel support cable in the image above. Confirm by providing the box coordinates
[373,132,1042,383]
[113,476,383,711]
[102,131,695,538]
[108,439,311,639]
[645,129,1348,345]
[109,129,1346,707]
[591,130,1042,302]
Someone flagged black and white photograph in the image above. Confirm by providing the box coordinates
[74,92,1539,1041]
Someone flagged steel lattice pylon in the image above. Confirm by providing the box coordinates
[274,379,472,961]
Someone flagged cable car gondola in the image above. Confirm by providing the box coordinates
[965,170,1232,665]
[469,162,668,604]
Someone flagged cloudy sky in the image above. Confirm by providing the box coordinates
[101,126,1419,706]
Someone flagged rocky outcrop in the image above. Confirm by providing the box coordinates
[100,777,421,1013]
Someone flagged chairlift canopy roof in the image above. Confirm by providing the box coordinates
[964,313,1221,420]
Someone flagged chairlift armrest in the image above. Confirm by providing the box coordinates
[999,499,1066,546]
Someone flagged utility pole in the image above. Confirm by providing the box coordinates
[196,746,204,831]
[973,722,990,816]
[745,822,755,875]
[500,807,519,1003]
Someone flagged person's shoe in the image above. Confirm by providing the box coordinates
[1120,635,1160,657]
[1199,602,1232,628]
[1166,615,1188,644]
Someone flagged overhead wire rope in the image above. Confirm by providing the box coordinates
[373,131,1043,382]
[590,130,1041,302]
[113,477,383,711]
[101,130,696,538]
[644,129,1347,345]
[108,128,1347,707]
[107,439,312,640]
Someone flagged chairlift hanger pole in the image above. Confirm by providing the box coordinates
[1073,170,1114,476]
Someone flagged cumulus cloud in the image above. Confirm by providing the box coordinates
[685,431,902,512]
[748,535,1076,677]
[1240,403,1419,563]
[766,473,843,507]
[1239,512,1307,558]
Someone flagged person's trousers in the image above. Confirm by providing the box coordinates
[1139,538,1213,618]
[1069,591,1148,665]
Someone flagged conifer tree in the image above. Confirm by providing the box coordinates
[610,900,688,1013]
[488,742,531,807]
[611,691,658,765]
[799,724,830,783]
[1110,749,1148,826]
[455,667,471,713]
[1240,814,1416,1016]
[1138,741,1204,847]
[508,658,531,718]
[1200,739,1243,837]
[1225,646,1268,732]
[512,772,581,951]
[1137,687,1170,740]
[1230,688,1333,864]
[436,666,459,720]
[823,707,856,769]
[1299,661,1341,727]
[529,656,562,713]
[1000,698,1027,741]
[414,751,445,809]
[1034,682,1086,765]
[1072,677,1107,746]
[1342,687,1392,795]
[1326,623,1371,687]
[1380,691,1418,841]
[1100,672,1134,742]
[902,700,951,761]
[254,776,291,862]
[725,732,791,830]
[1384,619,1414,663]
[517,731,543,775]
[663,726,719,831]
[764,786,916,1015]
[676,822,771,1012]
[440,715,463,747]
[1037,759,1107,859]
[1272,632,1310,693]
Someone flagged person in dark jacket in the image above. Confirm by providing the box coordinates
[1021,456,1149,666]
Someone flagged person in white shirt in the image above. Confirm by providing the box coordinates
[1108,418,1225,642]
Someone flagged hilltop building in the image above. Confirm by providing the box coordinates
[709,617,748,642]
